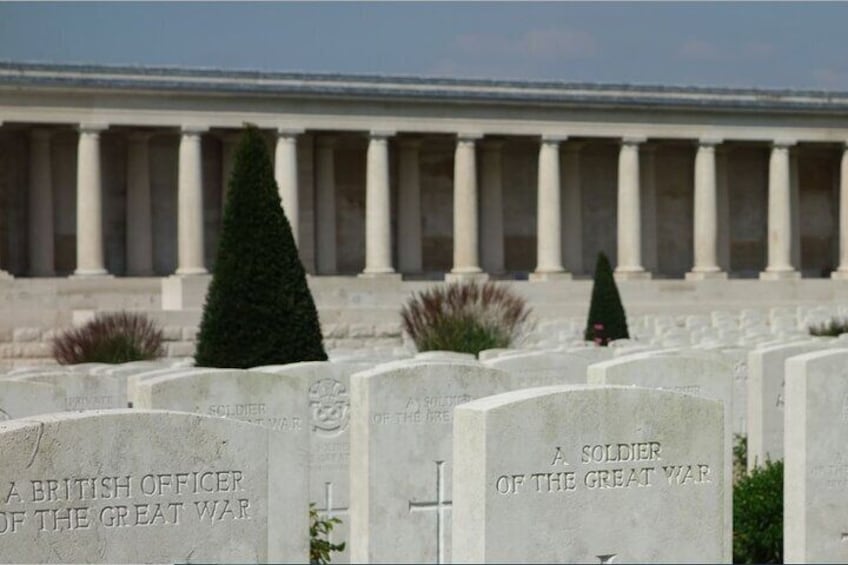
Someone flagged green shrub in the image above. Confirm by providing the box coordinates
[401,281,531,356]
[733,434,747,483]
[195,126,327,368]
[808,317,848,337]
[733,459,783,564]
[310,503,345,565]
[52,312,164,364]
[584,252,629,345]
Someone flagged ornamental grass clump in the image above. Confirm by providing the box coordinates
[52,312,164,365]
[401,281,531,355]
[808,317,848,337]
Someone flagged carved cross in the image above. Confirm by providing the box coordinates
[314,481,349,546]
[409,460,452,564]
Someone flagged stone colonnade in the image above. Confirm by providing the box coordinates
[5,122,848,281]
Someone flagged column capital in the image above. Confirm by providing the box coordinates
[456,132,483,142]
[78,123,108,134]
[541,134,568,144]
[180,125,209,136]
[772,139,796,149]
[621,136,647,146]
[368,129,395,140]
[697,137,723,148]
[276,127,304,138]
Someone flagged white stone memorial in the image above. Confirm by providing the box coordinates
[13,372,126,411]
[452,385,728,563]
[0,379,66,420]
[482,350,591,387]
[0,410,307,563]
[784,349,848,563]
[747,341,824,470]
[349,362,517,563]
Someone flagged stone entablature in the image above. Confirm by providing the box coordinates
[1,61,848,282]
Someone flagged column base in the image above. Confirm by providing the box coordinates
[529,270,573,282]
[71,269,112,278]
[613,269,652,281]
[445,271,489,284]
[175,267,209,276]
[358,271,402,281]
[832,269,848,280]
[759,269,800,281]
[685,270,728,281]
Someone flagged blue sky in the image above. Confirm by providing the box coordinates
[1,2,847,90]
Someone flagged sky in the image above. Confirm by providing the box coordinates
[1,2,847,91]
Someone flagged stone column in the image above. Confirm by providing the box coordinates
[74,124,108,276]
[790,148,802,273]
[532,135,570,280]
[761,140,800,279]
[687,138,726,280]
[615,137,649,279]
[398,138,423,274]
[716,147,731,273]
[562,143,583,275]
[275,128,302,247]
[220,132,239,212]
[315,136,337,275]
[480,140,504,275]
[176,126,208,275]
[640,144,658,275]
[832,143,848,279]
[362,130,397,277]
[28,129,55,276]
[448,133,486,281]
[126,132,154,276]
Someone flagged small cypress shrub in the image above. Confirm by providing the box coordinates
[808,317,848,337]
[401,281,531,356]
[52,312,164,364]
[584,252,629,344]
[194,126,327,368]
[733,459,783,564]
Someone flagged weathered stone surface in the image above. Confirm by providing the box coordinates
[746,341,825,470]
[0,410,307,563]
[0,379,66,420]
[254,361,371,564]
[452,385,727,563]
[785,349,848,563]
[13,372,125,411]
[482,350,591,387]
[349,362,517,563]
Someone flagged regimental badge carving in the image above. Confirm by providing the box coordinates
[308,379,350,436]
[0,408,10,421]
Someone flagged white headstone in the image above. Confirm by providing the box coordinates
[587,352,734,547]
[254,361,370,564]
[0,380,66,420]
[349,362,518,563]
[747,341,825,471]
[13,372,126,411]
[452,385,728,563]
[482,350,591,387]
[784,349,848,563]
[0,410,307,563]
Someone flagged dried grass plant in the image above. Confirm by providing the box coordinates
[52,312,164,365]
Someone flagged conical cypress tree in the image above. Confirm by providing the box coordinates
[195,126,327,367]
[584,252,629,345]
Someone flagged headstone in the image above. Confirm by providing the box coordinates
[452,385,728,563]
[254,361,370,564]
[414,351,477,362]
[482,351,591,387]
[587,352,734,546]
[784,349,848,563]
[0,410,307,563]
[127,367,225,406]
[0,380,66,420]
[746,341,826,471]
[349,362,518,563]
[13,372,126,411]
